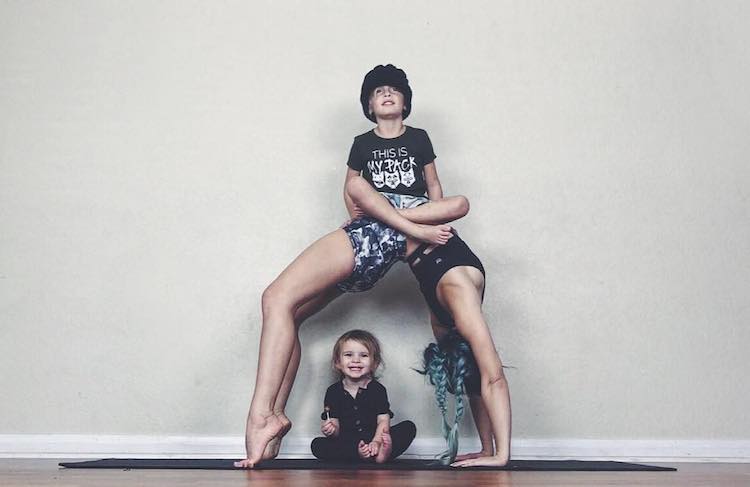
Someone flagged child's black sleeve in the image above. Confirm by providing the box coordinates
[421,129,437,163]
[346,137,364,171]
[373,383,394,418]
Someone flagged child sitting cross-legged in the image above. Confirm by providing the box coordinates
[311,330,416,463]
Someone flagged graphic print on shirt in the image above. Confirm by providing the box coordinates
[367,147,417,190]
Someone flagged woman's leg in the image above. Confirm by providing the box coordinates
[235,229,355,468]
[346,176,456,245]
[262,286,343,459]
[436,267,511,467]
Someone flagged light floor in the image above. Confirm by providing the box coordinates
[2,459,749,486]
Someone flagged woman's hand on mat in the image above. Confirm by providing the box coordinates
[321,418,339,437]
[450,453,509,468]
[454,450,492,462]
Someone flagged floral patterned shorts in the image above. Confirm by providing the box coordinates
[335,192,428,293]
[336,217,406,293]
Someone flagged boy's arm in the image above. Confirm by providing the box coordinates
[423,161,444,200]
[344,168,365,219]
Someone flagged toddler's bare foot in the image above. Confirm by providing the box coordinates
[412,224,452,245]
[375,433,392,463]
[234,412,284,468]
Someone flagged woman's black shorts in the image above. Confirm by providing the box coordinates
[406,231,485,327]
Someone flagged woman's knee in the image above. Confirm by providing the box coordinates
[261,284,294,319]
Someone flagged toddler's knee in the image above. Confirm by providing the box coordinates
[402,420,417,439]
[310,437,327,459]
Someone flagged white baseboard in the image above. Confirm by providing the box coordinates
[1,435,749,462]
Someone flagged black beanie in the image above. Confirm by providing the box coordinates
[360,64,413,122]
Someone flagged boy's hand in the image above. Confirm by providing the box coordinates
[321,418,339,437]
[341,204,365,228]
[351,202,365,219]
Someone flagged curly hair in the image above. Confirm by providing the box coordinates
[416,329,480,464]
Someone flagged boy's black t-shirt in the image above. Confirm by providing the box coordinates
[347,126,436,197]
[321,379,394,441]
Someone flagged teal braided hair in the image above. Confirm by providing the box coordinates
[415,329,480,465]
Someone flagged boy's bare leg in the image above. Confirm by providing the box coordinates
[346,176,455,245]
[397,195,469,225]
[347,175,469,225]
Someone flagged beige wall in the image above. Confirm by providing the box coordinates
[1,0,748,444]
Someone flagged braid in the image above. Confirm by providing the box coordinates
[415,329,480,464]
[419,343,452,440]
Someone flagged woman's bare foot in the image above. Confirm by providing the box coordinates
[450,453,509,468]
[411,224,453,245]
[375,433,392,463]
[454,450,492,462]
[234,412,284,468]
[262,414,292,460]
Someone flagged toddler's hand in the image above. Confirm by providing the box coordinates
[357,440,372,459]
[321,419,339,437]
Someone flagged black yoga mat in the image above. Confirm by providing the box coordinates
[59,458,676,471]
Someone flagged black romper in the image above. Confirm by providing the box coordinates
[310,380,416,462]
